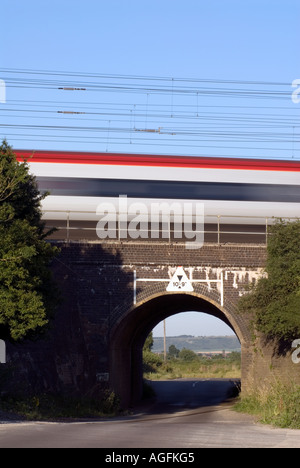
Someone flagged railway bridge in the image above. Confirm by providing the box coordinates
[4,150,300,407]
[5,235,300,408]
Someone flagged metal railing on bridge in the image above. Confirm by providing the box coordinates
[42,210,299,245]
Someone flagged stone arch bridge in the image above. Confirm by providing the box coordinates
[5,241,300,407]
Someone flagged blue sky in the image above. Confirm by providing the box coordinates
[1,0,299,336]
[1,0,299,158]
[153,312,234,338]
[2,0,299,80]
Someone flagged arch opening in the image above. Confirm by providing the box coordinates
[109,292,245,408]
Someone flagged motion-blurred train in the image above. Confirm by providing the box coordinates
[15,149,300,216]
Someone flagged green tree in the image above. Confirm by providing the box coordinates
[239,219,300,343]
[168,344,180,359]
[143,332,163,373]
[0,141,59,341]
[179,348,198,361]
[143,331,154,352]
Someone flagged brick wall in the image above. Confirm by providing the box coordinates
[4,241,299,406]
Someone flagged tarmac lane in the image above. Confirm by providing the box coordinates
[145,378,240,411]
[1,379,300,448]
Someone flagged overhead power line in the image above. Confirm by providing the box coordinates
[0,68,299,159]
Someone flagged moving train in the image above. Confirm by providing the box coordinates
[14,150,300,228]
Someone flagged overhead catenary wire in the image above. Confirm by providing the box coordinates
[0,67,293,85]
[0,68,295,99]
[0,68,299,159]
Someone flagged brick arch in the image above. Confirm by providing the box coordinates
[109,289,251,408]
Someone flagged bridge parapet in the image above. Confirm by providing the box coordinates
[43,211,289,245]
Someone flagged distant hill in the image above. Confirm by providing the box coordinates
[152,335,241,353]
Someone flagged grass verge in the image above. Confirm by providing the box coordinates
[0,390,120,421]
[143,352,241,381]
[234,381,300,429]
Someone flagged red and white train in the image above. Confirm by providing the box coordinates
[15,150,300,225]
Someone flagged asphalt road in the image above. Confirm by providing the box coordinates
[146,378,240,411]
[1,379,300,448]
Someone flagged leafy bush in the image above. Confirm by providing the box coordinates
[239,219,300,343]
[143,350,164,373]
[178,348,198,361]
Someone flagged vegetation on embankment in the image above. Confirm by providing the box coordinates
[239,219,300,344]
[0,390,120,421]
[236,219,300,429]
[234,381,300,429]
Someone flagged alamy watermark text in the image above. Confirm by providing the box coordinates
[96,196,204,250]
[292,339,300,364]
[292,79,300,104]
[0,79,6,103]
